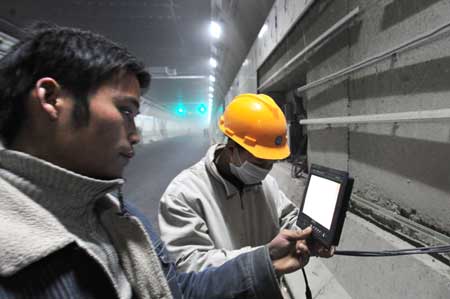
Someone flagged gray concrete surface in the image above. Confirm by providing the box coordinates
[249,0,450,240]
[122,134,210,231]
[345,0,450,240]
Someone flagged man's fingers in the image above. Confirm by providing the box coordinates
[296,241,310,267]
[296,241,310,256]
[282,227,312,241]
[317,245,335,257]
[310,243,335,257]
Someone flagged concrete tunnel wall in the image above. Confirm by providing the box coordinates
[304,0,450,235]
[226,0,450,235]
[238,0,450,240]
[224,0,450,297]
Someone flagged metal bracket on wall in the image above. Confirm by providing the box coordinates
[296,18,450,95]
[299,108,450,127]
[258,6,360,91]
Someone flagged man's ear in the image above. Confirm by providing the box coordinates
[33,77,62,120]
[226,142,240,164]
[225,141,235,154]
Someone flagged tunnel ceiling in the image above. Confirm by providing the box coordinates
[0,0,274,116]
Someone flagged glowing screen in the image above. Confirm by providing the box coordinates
[302,174,341,229]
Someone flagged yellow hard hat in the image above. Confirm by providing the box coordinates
[218,93,290,160]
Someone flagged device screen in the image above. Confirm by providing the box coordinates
[302,174,341,229]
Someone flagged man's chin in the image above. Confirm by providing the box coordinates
[88,168,124,181]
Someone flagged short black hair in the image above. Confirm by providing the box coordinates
[0,22,151,146]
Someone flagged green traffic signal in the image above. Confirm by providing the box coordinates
[175,103,186,116]
[197,104,207,114]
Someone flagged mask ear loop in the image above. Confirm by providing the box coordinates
[235,147,243,166]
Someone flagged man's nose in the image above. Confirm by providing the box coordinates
[128,121,141,145]
[129,131,140,145]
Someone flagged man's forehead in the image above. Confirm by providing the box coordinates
[104,72,142,92]
[100,74,142,105]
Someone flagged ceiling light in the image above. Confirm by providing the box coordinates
[258,24,268,39]
[209,86,214,92]
[209,57,218,68]
[209,75,216,82]
[243,59,249,66]
[207,99,213,124]
[209,21,222,39]
[0,32,18,59]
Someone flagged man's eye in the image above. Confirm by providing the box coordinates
[120,108,134,119]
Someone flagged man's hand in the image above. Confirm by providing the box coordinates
[268,227,336,276]
[309,240,335,258]
[268,227,313,276]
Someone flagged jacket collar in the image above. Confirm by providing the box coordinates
[204,144,241,198]
[0,175,76,276]
[0,149,123,276]
[0,149,123,200]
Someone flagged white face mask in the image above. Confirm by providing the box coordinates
[229,149,271,185]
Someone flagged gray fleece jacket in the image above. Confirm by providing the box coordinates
[0,149,172,299]
[159,144,299,272]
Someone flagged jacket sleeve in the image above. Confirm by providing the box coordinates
[159,193,258,272]
[278,190,300,230]
[266,176,299,230]
[127,201,283,299]
[177,246,283,299]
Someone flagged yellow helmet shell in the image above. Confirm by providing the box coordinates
[218,93,290,160]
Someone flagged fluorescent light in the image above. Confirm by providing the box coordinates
[258,24,268,39]
[207,99,213,124]
[209,86,214,92]
[208,93,213,98]
[209,21,222,39]
[0,32,18,59]
[209,57,218,68]
[209,75,216,82]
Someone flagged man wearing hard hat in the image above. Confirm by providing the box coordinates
[159,93,329,273]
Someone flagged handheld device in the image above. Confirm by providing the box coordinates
[296,164,354,247]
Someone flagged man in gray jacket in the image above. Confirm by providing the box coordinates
[159,94,333,273]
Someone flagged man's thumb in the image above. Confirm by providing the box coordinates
[282,227,312,241]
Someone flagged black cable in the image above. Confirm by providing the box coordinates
[301,245,450,298]
[335,245,450,257]
[301,268,312,299]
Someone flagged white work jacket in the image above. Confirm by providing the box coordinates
[159,144,298,272]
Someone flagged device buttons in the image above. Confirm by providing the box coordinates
[311,226,327,239]
[298,218,309,229]
[312,226,321,235]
